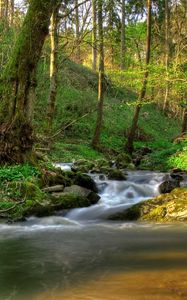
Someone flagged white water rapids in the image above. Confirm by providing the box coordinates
[64,169,166,222]
[1,167,187,300]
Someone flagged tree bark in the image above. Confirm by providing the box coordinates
[92,0,97,72]
[120,0,126,70]
[0,0,59,164]
[125,0,152,154]
[47,3,61,130]
[0,0,5,18]
[9,0,14,26]
[108,0,114,66]
[92,0,104,149]
[163,0,170,112]
[75,0,81,62]
[181,108,187,133]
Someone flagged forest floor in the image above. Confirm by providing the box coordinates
[34,60,186,171]
[0,60,186,221]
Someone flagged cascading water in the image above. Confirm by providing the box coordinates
[0,166,186,300]
[66,170,166,221]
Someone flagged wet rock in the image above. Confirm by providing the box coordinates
[73,173,98,193]
[64,185,100,204]
[108,169,127,181]
[109,188,187,222]
[159,179,180,194]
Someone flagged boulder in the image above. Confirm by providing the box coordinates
[64,185,100,204]
[73,173,98,193]
[108,169,127,181]
[159,179,180,194]
[50,192,99,209]
[109,188,187,222]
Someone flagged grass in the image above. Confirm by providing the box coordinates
[34,59,186,170]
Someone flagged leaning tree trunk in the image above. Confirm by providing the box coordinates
[92,0,104,149]
[125,0,152,154]
[0,0,59,164]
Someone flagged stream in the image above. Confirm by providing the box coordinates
[0,170,187,300]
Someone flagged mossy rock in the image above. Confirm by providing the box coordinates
[73,160,95,173]
[95,159,110,169]
[7,180,44,201]
[109,188,187,222]
[50,192,98,209]
[116,153,131,169]
[108,169,127,181]
[0,181,47,220]
[73,172,98,192]
[41,169,73,187]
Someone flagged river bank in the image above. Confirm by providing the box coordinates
[0,161,187,223]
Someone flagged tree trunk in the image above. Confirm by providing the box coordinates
[75,0,81,62]
[9,0,14,26]
[47,3,60,130]
[0,0,4,18]
[163,0,170,112]
[120,0,125,70]
[92,0,104,149]
[125,0,152,154]
[108,0,114,67]
[92,0,97,72]
[181,108,187,133]
[0,0,59,164]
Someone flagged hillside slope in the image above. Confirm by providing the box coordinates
[35,60,186,170]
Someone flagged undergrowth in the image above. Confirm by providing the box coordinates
[34,59,185,170]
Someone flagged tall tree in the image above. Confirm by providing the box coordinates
[9,0,14,26]
[92,0,97,72]
[0,0,60,163]
[75,0,81,62]
[120,0,126,70]
[108,0,114,66]
[163,0,170,111]
[0,0,4,18]
[125,0,152,154]
[92,0,104,149]
[47,3,61,130]
[181,108,187,134]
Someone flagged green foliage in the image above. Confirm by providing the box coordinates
[0,164,40,183]
[50,142,104,162]
[168,144,187,170]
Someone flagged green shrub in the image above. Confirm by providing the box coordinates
[0,164,40,183]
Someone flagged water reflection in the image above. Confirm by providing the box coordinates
[0,223,187,299]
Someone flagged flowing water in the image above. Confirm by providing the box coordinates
[0,170,187,300]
